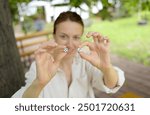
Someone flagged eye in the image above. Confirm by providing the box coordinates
[74,36,80,40]
[60,35,65,38]
[60,35,67,39]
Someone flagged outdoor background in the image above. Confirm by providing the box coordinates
[0,0,150,97]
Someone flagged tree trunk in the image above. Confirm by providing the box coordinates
[0,0,25,97]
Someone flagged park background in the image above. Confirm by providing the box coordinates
[0,0,150,97]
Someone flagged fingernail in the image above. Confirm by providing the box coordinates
[77,48,81,52]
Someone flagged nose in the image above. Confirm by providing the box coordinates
[67,39,75,49]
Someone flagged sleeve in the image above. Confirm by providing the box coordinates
[85,61,125,93]
[11,62,37,98]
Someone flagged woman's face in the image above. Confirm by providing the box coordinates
[54,20,83,57]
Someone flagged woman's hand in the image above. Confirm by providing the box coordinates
[79,32,111,71]
[34,40,67,86]
[79,32,119,88]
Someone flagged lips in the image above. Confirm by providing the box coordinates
[66,49,76,54]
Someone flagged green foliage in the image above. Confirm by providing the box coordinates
[101,0,111,7]
[9,0,150,23]
[21,15,34,34]
[141,0,150,11]
[120,0,150,16]
[69,0,100,8]
[69,0,83,7]
[83,13,150,66]
[9,0,30,23]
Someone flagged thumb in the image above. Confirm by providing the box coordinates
[79,52,92,63]
[55,52,67,62]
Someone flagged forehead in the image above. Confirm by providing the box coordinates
[55,20,83,35]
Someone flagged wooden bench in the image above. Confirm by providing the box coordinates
[16,31,53,70]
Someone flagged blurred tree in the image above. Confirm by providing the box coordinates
[9,0,30,23]
[0,0,25,97]
[98,0,114,20]
[8,0,150,23]
[67,0,120,20]
[137,0,150,23]
[119,0,150,24]
[120,0,150,17]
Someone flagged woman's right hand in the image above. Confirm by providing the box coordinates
[34,40,67,87]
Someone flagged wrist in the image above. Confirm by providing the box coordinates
[100,64,113,73]
[33,79,46,89]
[100,54,111,69]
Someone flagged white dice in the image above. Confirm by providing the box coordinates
[64,47,69,53]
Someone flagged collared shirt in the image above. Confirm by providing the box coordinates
[12,53,125,98]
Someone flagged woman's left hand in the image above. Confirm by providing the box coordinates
[79,32,112,71]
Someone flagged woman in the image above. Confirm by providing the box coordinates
[12,11,125,98]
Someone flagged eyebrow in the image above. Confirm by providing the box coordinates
[60,33,81,37]
[60,33,69,37]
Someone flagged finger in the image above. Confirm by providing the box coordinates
[79,52,92,63]
[56,45,67,50]
[39,41,58,50]
[92,33,104,44]
[78,42,95,51]
[40,41,57,48]
[86,32,97,38]
[96,34,108,43]
[45,44,67,54]
[86,32,103,44]
[36,52,47,63]
[34,48,47,56]
[52,45,68,53]
[94,33,103,43]
[95,37,110,51]
[47,54,54,62]
[90,32,99,43]
[100,36,110,44]
[34,49,45,60]
[104,36,109,42]
[54,52,67,62]
[103,37,110,47]
[52,45,68,62]
[92,32,100,38]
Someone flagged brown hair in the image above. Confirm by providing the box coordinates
[53,11,84,34]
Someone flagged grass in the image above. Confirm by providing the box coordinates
[83,15,150,66]
[44,13,150,66]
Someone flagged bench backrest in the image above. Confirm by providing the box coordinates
[16,31,52,70]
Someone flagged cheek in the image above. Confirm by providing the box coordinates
[75,41,81,47]
[72,41,81,49]
[55,38,67,45]
[59,40,67,45]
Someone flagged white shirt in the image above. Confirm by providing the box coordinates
[12,53,125,98]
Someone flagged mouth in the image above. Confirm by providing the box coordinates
[64,48,77,54]
[68,50,75,54]
[64,46,82,55]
